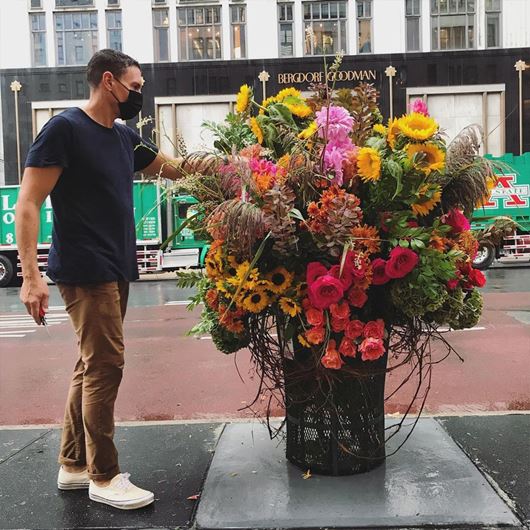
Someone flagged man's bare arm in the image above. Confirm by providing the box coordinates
[143,152,224,181]
[15,166,61,323]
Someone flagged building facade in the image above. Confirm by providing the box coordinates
[0,0,529,184]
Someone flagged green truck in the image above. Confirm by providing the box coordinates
[0,181,209,287]
[471,153,530,269]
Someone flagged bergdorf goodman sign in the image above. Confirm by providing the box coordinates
[277,69,377,85]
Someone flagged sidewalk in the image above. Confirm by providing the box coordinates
[0,414,528,530]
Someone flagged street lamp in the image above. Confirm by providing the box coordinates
[515,60,528,156]
[10,80,22,183]
[385,65,397,120]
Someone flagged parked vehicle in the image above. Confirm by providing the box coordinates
[471,153,530,270]
[0,181,208,287]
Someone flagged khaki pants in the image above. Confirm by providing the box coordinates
[57,281,129,481]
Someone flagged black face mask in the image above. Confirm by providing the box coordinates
[111,78,143,120]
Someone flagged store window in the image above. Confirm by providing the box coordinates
[431,0,476,50]
[178,7,222,61]
[230,5,246,59]
[278,3,294,57]
[55,0,94,6]
[153,8,170,62]
[55,11,98,66]
[30,12,47,66]
[485,0,501,48]
[303,1,347,56]
[106,10,122,51]
[406,0,421,52]
[356,0,372,54]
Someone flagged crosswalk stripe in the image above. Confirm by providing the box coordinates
[0,330,36,335]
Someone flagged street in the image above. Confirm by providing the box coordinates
[0,265,529,426]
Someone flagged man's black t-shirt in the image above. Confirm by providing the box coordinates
[25,107,158,284]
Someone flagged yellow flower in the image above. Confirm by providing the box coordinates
[373,123,387,136]
[205,250,222,279]
[406,143,445,174]
[387,117,401,149]
[476,176,498,207]
[236,84,252,114]
[260,96,277,115]
[275,87,302,101]
[298,120,318,140]
[357,147,382,182]
[297,334,310,348]
[285,102,312,118]
[242,287,270,313]
[397,112,438,141]
[250,117,264,144]
[278,154,291,169]
[279,297,301,317]
[411,184,442,216]
[265,266,294,294]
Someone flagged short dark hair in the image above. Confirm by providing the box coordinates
[86,49,141,87]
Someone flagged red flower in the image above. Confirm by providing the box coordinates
[306,326,326,345]
[330,300,350,319]
[443,209,471,234]
[385,247,419,279]
[308,275,345,309]
[305,307,325,327]
[343,251,368,280]
[331,316,349,333]
[306,262,328,286]
[321,339,344,370]
[339,337,357,358]
[359,337,386,361]
[328,264,353,289]
[371,258,390,285]
[345,319,364,339]
[469,268,486,288]
[447,278,459,290]
[346,286,368,308]
[302,297,312,311]
[363,319,385,339]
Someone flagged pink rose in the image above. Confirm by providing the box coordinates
[371,258,390,285]
[359,337,386,361]
[330,300,350,320]
[306,326,326,345]
[308,275,345,309]
[443,209,471,234]
[345,319,365,340]
[321,339,344,370]
[331,316,349,333]
[339,337,357,358]
[385,247,419,279]
[346,287,368,308]
[328,264,353,290]
[363,319,385,339]
[306,262,328,286]
[305,307,325,327]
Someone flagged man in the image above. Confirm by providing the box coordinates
[15,49,191,510]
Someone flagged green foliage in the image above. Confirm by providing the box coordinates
[449,288,483,329]
[203,113,255,154]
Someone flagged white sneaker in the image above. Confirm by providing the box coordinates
[88,473,154,510]
[57,466,90,490]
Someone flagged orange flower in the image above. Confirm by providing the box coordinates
[350,225,381,255]
[330,300,350,320]
[205,289,219,310]
[253,172,275,192]
[339,337,357,358]
[430,234,445,252]
[321,340,344,370]
[305,307,325,327]
[331,316,349,333]
[306,326,326,345]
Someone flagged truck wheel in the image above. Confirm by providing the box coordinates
[0,254,15,287]
[473,241,496,270]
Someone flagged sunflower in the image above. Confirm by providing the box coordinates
[266,266,294,294]
[242,287,270,313]
[236,84,252,114]
[250,117,264,144]
[205,251,223,279]
[285,102,312,118]
[387,118,401,149]
[297,334,310,348]
[357,147,382,182]
[279,297,301,317]
[397,112,438,141]
[260,96,277,115]
[373,123,387,136]
[275,87,302,101]
[406,143,445,174]
[411,184,442,216]
[298,120,318,140]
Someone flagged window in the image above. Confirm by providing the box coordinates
[485,0,501,48]
[30,0,43,9]
[55,11,98,65]
[153,8,170,62]
[230,5,246,59]
[431,0,476,50]
[356,0,372,53]
[178,7,222,61]
[108,0,119,5]
[106,10,122,51]
[278,3,294,57]
[30,12,47,66]
[406,0,421,51]
[56,0,94,7]
[303,1,347,56]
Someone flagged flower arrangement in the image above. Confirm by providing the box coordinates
[176,56,502,469]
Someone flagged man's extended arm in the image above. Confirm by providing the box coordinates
[142,152,224,181]
[15,166,61,323]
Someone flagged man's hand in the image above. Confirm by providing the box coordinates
[20,274,49,324]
